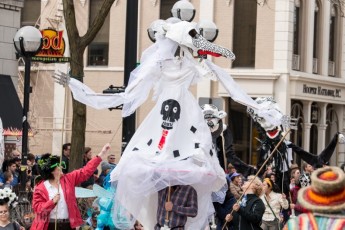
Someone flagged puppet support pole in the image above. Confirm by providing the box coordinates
[222,129,291,230]
[163,186,172,228]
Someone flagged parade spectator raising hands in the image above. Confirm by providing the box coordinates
[31,143,111,230]
[226,176,265,230]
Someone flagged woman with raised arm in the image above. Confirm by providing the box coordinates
[30,143,110,230]
[225,176,265,230]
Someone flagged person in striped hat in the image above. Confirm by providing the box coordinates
[284,166,345,230]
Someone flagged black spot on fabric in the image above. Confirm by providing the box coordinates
[173,150,180,158]
[133,147,139,151]
[195,143,200,148]
[147,139,152,146]
[209,149,213,156]
[190,126,197,133]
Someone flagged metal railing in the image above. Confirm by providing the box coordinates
[328,61,335,76]
[312,58,318,74]
[292,54,300,70]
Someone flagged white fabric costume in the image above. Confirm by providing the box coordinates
[66,21,279,229]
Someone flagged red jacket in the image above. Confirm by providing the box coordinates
[290,185,308,214]
[30,156,102,230]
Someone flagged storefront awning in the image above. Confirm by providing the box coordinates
[0,74,23,132]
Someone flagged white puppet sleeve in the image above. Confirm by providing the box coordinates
[204,60,283,127]
[68,43,160,117]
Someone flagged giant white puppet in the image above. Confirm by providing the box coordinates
[56,19,280,229]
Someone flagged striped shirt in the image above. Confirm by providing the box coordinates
[156,185,198,229]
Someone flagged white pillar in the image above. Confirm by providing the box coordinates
[303,0,315,73]
[340,8,345,79]
[317,103,328,152]
[196,0,214,100]
[320,0,330,76]
[302,100,312,151]
[273,0,295,71]
[274,73,290,115]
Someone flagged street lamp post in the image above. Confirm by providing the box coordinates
[13,26,42,192]
[121,0,138,154]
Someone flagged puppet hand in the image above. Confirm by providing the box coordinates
[223,124,227,131]
[233,203,240,212]
[98,143,111,159]
[165,201,173,211]
[225,214,233,222]
[338,133,345,144]
[290,204,295,209]
[52,194,60,204]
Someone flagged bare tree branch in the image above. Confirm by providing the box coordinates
[80,0,116,47]
[63,0,81,49]
[61,0,117,171]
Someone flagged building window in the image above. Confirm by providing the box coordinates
[21,0,41,26]
[228,99,256,165]
[87,0,110,66]
[329,5,339,77]
[291,101,304,165]
[326,105,339,144]
[293,1,301,56]
[312,1,320,74]
[160,0,177,19]
[88,43,108,66]
[292,0,302,71]
[310,125,318,154]
[233,0,257,68]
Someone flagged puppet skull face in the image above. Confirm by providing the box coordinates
[160,99,181,130]
[247,97,283,139]
[201,104,227,132]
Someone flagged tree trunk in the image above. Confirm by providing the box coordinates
[63,0,116,171]
[69,51,86,171]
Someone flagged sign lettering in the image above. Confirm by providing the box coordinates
[303,84,341,98]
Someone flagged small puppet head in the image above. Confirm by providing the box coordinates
[201,104,227,133]
[247,97,284,139]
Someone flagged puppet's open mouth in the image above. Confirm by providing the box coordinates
[198,50,222,57]
[162,121,173,129]
[266,128,280,139]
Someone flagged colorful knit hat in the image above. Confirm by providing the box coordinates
[298,166,345,213]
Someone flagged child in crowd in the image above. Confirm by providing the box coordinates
[2,172,13,189]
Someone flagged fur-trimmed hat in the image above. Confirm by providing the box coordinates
[37,154,61,179]
[298,166,345,213]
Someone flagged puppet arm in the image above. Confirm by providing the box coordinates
[287,143,318,166]
[67,50,159,116]
[68,78,126,110]
[317,132,339,166]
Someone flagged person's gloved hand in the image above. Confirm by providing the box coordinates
[338,133,345,144]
